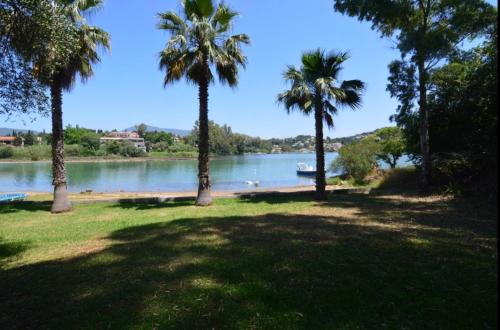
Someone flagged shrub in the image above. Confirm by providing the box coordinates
[168,142,196,153]
[151,142,170,152]
[431,152,476,195]
[0,146,14,158]
[119,143,146,158]
[65,144,85,157]
[22,145,51,161]
[331,138,380,184]
[80,133,101,151]
[94,149,107,157]
[105,141,121,155]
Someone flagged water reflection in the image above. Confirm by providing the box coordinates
[0,153,348,192]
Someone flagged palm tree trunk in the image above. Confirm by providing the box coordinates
[50,78,71,213]
[196,59,212,206]
[417,57,431,186]
[314,104,327,200]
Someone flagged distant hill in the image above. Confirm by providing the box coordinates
[124,125,190,137]
[0,127,40,136]
[329,130,376,144]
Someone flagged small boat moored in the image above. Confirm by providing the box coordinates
[0,193,28,204]
[296,163,317,177]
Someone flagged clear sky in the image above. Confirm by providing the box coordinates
[0,0,470,138]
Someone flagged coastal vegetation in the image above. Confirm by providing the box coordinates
[334,0,497,186]
[157,0,250,206]
[1,0,110,213]
[278,50,364,200]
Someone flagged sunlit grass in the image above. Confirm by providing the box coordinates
[0,190,497,328]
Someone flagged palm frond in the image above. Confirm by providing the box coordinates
[157,11,187,33]
[183,0,214,20]
[212,3,238,32]
[340,79,365,91]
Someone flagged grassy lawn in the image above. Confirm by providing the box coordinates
[0,188,497,328]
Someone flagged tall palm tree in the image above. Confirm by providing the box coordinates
[36,0,110,213]
[158,0,249,206]
[278,49,364,200]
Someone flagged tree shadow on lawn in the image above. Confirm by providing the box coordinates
[0,205,497,329]
[0,202,52,214]
[320,192,498,238]
[110,199,195,210]
[0,238,31,268]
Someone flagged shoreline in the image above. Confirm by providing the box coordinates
[0,156,197,164]
[0,151,325,164]
[10,184,367,203]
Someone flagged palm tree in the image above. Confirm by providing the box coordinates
[35,0,110,213]
[278,49,364,200]
[158,0,249,206]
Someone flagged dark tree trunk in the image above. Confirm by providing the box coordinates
[50,78,71,213]
[196,58,212,206]
[417,57,431,186]
[314,103,327,200]
[390,156,397,169]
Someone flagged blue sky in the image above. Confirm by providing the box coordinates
[3,0,492,138]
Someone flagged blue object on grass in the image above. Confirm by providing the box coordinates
[0,193,28,203]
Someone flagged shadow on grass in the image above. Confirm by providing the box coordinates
[318,192,497,237]
[110,199,195,210]
[0,207,496,328]
[0,238,31,267]
[0,202,52,214]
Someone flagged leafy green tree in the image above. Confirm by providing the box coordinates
[0,0,76,118]
[404,29,497,196]
[334,0,497,186]
[64,125,86,144]
[158,0,250,206]
[135,123,147,138]
[277,49,364,200]
[23,130,35,146]
[31,0,110,213]
[375,127,406,168]
[80,132,101,151]
[332,138,380,184]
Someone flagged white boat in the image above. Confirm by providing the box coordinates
[296,163,316,177]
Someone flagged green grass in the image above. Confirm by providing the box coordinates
[0,189,497,328]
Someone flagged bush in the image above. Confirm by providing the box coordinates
[168,142,196,153]
[0,146,14,158]
[431,152,476,195]
[65,144,85,157]
[9,145,51,160]
[105,141,121,155]
[151,142,170,152]
[119,143,146,158]
[80,133,101,151]
[331,138,380,184]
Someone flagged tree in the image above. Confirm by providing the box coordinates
[23,130,35,146]
[277,49,364,200]
[334,0,497,186]
[31,0,110,213]
[375,126,406,168]
[401,28,497,196]
[158,0,249,206]
[331,138,380,184]
[0,0,75,118]
[135,123,147,138]
[80,132,101,151]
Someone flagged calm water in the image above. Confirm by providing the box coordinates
[0,153,342,193]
